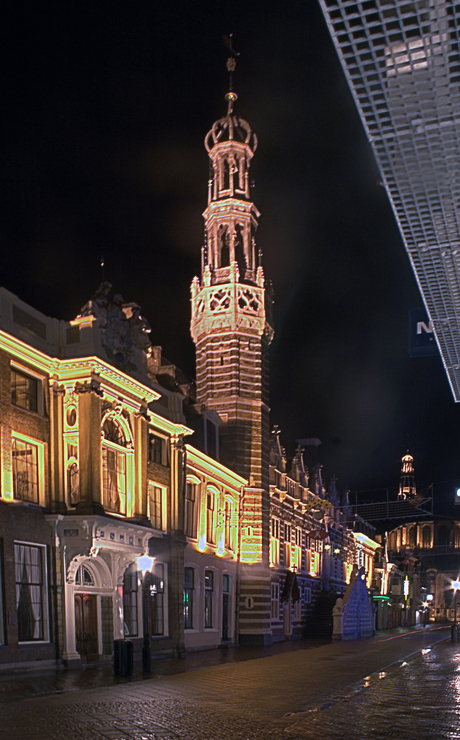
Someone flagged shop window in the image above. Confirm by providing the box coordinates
[123,564,138,637]
[150,563,165,636]
[11,368,38,413]
[184,567,195,629]
[204,570,214,628]
[14,542,47,642]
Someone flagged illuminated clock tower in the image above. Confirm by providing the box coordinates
[190,54,274,642]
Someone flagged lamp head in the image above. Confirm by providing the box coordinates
[136,553,155,575]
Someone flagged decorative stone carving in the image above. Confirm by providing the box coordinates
[77,283,152,371]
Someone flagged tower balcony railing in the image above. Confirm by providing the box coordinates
[191,277,272,340]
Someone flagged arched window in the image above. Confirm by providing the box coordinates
[185,479,199,539]
[75,564,95,587]
[102,414,131,515]
[422,526,431,548]
[437,525,450,547]
[206,489,216,544]
[408,526,416,548]
[219,226,230,267]
[103,417,127,447]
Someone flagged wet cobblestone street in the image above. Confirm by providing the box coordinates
[1,627,457,739]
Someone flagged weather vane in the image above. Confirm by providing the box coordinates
[223,34,240,95]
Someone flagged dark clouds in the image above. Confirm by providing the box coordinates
[4,1,460,510]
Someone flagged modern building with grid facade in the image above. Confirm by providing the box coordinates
[318,0,460,398]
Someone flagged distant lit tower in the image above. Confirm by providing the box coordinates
[190,40,274,643]
[398,451,417,500]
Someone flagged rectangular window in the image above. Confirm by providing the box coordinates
[149,485,163,531]
[185,482,198,538]
[11,368,38,413]
[12,437,39,503]
[102,447,126,514]
[270,517,280,566]
[205,420,217,458]
[151,563,164,636]
[224,500,234,551]
[148,433,168,465]
[206,492,215,544]
[184,567,194,629]
[15,542,46,642]
[271,582,279,620]
[0,542,4,645]
[123,564,138,637]
[284,524,291,568]
[295,528,303,570]
[204,570,214,628]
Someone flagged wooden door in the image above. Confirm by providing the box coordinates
[74,594,98,661]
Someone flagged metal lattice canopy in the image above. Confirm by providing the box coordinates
[319,0,460,399]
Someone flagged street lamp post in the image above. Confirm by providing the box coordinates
[136,553,155,673]
[451,579,460,643]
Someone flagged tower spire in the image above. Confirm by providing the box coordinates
[190,52,273,483]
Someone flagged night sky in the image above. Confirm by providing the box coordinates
[4,1,460,515]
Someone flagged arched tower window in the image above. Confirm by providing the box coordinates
[219,225,230,267]
[235,223,246,279]
[422,526,431,548]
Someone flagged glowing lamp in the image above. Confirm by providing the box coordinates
[324,543,331,551]
[456,488,460,504]
[136,553,155,575]
[452,580,460,590]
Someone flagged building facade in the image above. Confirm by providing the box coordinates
[0,285,248,671]
[0,74,381,671]
[318,0,460,399]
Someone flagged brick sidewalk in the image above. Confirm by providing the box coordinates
[0,626,454,740]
